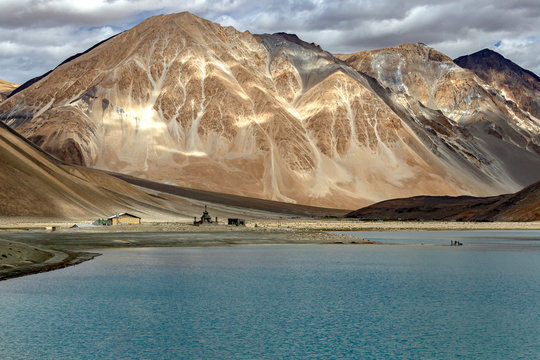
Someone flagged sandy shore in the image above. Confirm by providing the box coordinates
[256,219,540,231]
[0,239,98,281]
[3,218,540,231]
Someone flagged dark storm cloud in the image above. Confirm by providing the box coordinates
[0,0,538,84]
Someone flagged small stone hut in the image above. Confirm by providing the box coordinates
[106,213,141,225]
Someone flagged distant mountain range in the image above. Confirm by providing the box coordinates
[0,12,539,209]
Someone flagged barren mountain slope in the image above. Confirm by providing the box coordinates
[345,180,540,221]
[454,49,540,121]
[0,80,18,101]
[0,118,348,220]
[0,122,182,219]
[1,13,539,208]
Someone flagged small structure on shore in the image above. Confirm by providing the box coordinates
[94,213,141,226]
[71,224,98,228]
[228,218,246,226]
[194,206,216,226]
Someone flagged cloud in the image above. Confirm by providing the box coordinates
[0,0,539,84]
[493,36,540,75]
[0,23,117,83]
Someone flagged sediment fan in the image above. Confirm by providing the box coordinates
[1,12,539,209]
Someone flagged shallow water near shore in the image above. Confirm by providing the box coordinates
[0,233,539,359]
[334,229,540,246]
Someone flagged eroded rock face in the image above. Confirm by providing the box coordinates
[338,43,540,188]
[1,13,539,208]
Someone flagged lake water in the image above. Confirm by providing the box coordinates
[1,233,539,359]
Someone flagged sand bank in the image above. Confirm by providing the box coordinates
[0,239,98,281]
[256,219,540,231]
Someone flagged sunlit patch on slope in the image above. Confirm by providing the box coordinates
[155,145,207,157]
[234,112,270,127]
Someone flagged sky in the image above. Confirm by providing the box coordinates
[0,0,539,84]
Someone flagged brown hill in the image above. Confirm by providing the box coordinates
[110,172,349,217]
[0,80,18,101]
[345,180,540,221]
[1,13,539,208]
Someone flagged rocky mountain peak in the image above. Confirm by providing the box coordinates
[455,48,540,81]
[260,32,323,52]
[393,42,454,62]
[455,49,540,120]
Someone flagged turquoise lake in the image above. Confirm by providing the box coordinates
[1,231,539,359]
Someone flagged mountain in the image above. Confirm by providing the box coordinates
[345,180,540,221]
[1,13,539,209]
[0,80,18,101]
[454,49,540,121]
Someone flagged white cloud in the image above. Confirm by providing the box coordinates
[0,0,539,84]
[0,22,117,83]
[492,36,540,75]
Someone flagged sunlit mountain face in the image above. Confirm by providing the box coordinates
[1,13,539,209]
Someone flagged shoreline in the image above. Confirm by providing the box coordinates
[254,219,540,231]
[0,225,373,281]
[1,219,539,281]
[0,251,100,282]
[0,239,100,282]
